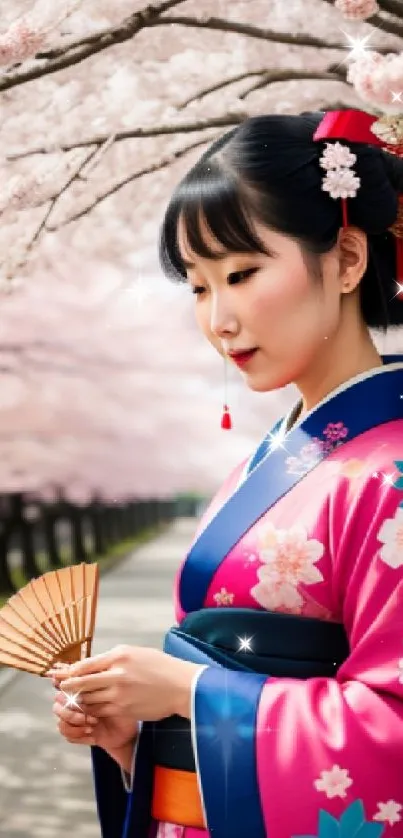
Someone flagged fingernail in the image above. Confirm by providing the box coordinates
[85,727,93,735]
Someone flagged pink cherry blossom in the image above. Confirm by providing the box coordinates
[250,525,324,612]
[334,0,379,20]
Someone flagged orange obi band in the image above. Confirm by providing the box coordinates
[151,765,207,829]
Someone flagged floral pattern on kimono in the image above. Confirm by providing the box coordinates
[186,420,403,838]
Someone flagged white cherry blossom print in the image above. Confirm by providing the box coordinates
[377,507,403,569]
[314,765,353,799]
[250,525,324,612]
[373,800,402,826]
[398,658,403,684]
[213,587,234,607]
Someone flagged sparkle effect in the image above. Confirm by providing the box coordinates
[372,471,396,486]
[237,636,253,652]
[62,691,81,711]
[341,31,373,63]
[267,427,288,453]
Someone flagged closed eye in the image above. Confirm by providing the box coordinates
[228,268,257,284]
[190,267,258,296]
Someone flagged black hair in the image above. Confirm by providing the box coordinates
[159,111,403,329]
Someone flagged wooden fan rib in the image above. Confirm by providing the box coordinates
[0,603,60,654]
[49,568,75,643]
[7,593,60,647]
[0,633,53,667]
[0,614,56,658]
[84,564,99,657]
[32,575,71,645]
[0,649,45,675]
[70,564,85,642]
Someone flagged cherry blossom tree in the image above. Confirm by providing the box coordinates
[0,0,402,501]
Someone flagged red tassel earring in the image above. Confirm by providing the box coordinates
[221,357,232,430]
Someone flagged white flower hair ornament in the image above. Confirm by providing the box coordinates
[319,141,361,227]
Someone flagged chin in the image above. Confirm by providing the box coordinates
[245,374,289,393]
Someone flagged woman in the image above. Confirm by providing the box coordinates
[51,109,403,838]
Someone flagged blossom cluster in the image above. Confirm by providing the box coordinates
[348,52,403,114]
[334,0,379,20]
[0,0,81,67]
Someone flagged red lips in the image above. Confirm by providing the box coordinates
[230,349,257,368]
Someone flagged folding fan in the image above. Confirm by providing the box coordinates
[0,563,99,675]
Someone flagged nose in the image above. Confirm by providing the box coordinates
[210,291,239,338]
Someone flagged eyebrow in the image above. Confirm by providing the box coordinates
[180,252,246,269]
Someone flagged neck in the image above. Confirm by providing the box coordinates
[296,313,382,422]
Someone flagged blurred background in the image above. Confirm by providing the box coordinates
[0,0,402,834]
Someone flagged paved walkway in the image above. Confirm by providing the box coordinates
[0,518,196,837]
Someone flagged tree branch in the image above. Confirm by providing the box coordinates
[45,135,221,231]
[177,70,265,109]
[146,14,399,51]
[237,68,347,100]
[0,0,187,92]
[7,116,247,159]
[0,4,398,93]
[7,64,349,162]
[6,146,100,277]
[373,0,403,19]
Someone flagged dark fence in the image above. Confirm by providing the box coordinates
[0,493,182,595]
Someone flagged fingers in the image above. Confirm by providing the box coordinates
[57,717,96,746]
[77,702,115,718]
[53,699,97,727]
[59,667,122,695]
[53,696,98,745]
[77,688,113,707]
[47,647,125,681]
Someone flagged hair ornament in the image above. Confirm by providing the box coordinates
[314,108,403,298]
[371,115,403,156]
[319,142,361,225]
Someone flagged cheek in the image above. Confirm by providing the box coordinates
[250,266,313,321]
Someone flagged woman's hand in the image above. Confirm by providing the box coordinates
[53,688,139,755]
[48,645,204,722]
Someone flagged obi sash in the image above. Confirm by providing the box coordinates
[123,608,349,836]
[155,607,349,774]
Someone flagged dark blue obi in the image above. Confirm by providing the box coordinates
[155,607,349,771]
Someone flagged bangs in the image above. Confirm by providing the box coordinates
[158,158,271,282]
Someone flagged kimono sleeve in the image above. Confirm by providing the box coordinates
[91,746,129,838]
[191,470,403,838]
[91,732,142,838]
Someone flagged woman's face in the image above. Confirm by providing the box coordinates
[177,215,344,393]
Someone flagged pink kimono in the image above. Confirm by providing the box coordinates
[92,358,403,838]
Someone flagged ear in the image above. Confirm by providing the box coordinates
[336,226,368,295]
